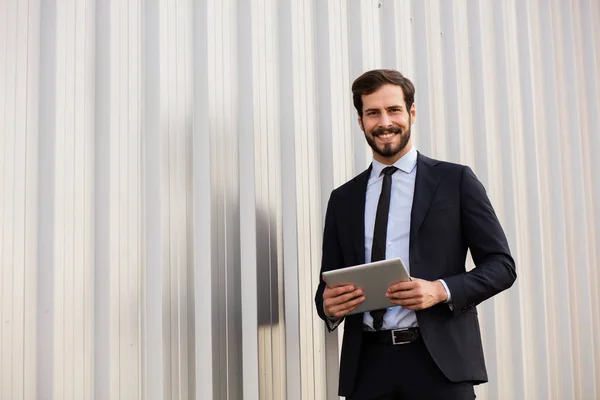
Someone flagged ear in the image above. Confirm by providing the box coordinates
[409,104,416,124]
[358,117,364,132]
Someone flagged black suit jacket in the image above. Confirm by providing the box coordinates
[315,152,516,397]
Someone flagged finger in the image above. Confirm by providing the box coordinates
[329,295,366,318]
[334,295,366,313]
[324,288,364,308]
[387,281,417,292]
[340,298,367,315]
[323,285,356,299]
[327,284,355,294]
[387,288,421,300]
[327,291,365,313]
[394,297,421,306]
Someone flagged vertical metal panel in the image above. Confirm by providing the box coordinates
[279,0,301,398]
[93,0,110,396]
[1,0,35,398]
[519,2,556,399]
[237,0,259,397]
[163,0,195,398]
[142,0,165,397]
[536,1,577,397]
[206,0,243,399]
[37,0,57,397]
[2,0,13,397]
[192,0,214,399]
[108,1,143,397]
[250,0,287,399]
[1,1,600,399]
[10,1,29,396]
[24,1,41,399]
[499,2,531,397]
[287,1,329,398]
[314,2,354,398]
[581,0,600,392]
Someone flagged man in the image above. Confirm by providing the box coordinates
[314,69,516,399]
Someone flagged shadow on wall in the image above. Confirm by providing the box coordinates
[256,206,280,326]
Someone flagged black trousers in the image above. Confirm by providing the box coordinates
[347,336,476,400]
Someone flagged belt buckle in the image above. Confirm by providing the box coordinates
[391,328,411,345]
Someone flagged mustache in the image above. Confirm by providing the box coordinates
[372,126,401,137]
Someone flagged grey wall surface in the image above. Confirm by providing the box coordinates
[1,0,600,399]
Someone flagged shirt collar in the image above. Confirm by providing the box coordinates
[371,146,418,177]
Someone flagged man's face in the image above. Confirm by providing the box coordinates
[359,84,416,165]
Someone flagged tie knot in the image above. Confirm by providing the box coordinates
[381,166,398,176]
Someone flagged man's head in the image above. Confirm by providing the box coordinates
[352,69,416,165]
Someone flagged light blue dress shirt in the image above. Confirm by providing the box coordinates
[362,147,451,330]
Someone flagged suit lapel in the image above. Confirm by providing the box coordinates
[410,153,440,244]
[350,166,371,265]
[349,155,440,267]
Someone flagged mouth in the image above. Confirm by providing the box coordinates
[374,131,398,143]
[365,125,410,159]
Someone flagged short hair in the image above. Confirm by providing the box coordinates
[351,69,415,118]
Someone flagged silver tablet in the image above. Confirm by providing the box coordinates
[322,258,411,315]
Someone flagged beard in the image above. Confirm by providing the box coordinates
[365,124,411,159]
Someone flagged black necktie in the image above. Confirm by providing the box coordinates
[370,166,398,330]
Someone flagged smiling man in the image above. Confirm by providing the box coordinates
[315,69,517,399]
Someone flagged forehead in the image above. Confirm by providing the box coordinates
[362,84,406,110]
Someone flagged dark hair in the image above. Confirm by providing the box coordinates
[352,69,415,118]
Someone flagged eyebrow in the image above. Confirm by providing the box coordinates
[364,105,404,113]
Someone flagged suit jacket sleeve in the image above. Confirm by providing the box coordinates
[443,166,517,317]
[315,191,345,330]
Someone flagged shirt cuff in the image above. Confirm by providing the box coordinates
[323,304,343,330]
[326,316,343,330]
[438,279,452,303]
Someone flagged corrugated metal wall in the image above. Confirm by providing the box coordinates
[1,0,599,399]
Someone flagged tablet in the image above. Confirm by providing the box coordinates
[322,258,411,315]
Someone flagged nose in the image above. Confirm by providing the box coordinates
[378,112,392,128]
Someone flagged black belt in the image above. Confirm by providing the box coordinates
[363,327,420,345]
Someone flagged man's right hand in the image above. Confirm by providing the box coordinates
[323,284,366,319]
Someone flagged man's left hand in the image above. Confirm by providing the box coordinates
[386,278,448,310]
